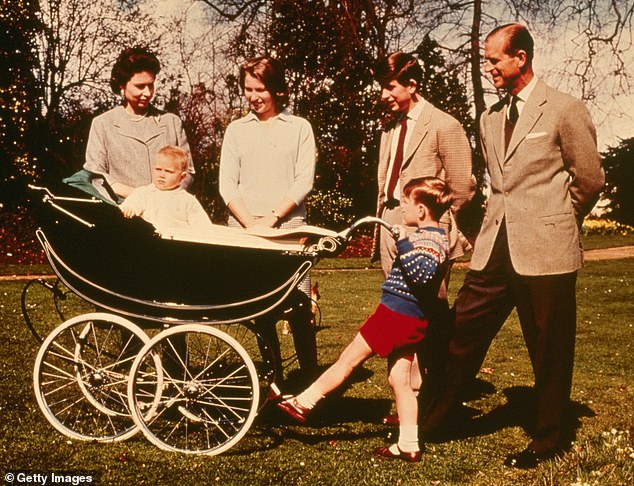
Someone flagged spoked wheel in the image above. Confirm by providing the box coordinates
[128,324,260,455]
[215,321,277,407]
[33,312,153,442]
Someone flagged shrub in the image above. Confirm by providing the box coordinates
[305,189,356,230]
[582,218,634,236]
[0,203,45,265]
[337,227,374,258]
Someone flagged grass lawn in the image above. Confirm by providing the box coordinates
[0,252,632,484]
[580,233,634,250]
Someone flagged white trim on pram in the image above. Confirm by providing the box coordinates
[158,224,342,255]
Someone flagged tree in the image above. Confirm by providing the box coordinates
[149,2,253,220]
[203,0,452,225]
[269,0,380,215]
[601,137,634,226]
[33,0,158,174]
[415,35,485,235]
[0,0,42,206]
[420,0,634,145]
[17,0,633,218]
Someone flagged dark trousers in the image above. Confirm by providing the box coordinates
[422,226,577,453]
[256,290,318,384]
[416,296,452,418]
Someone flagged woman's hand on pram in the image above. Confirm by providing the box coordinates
[251,214,279,229]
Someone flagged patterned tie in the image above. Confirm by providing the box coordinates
[386,117,408,200]
[505,95,519,151]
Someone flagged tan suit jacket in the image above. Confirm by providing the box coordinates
[471,80,604,275]
[373,101,474,260]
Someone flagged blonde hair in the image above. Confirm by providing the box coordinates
[157,145,189,172]
[402,177,453,220]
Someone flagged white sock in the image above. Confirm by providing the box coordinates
[295,384,324,409]
[397,425,420,453]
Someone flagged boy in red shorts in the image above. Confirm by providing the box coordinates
[275,177,451,462]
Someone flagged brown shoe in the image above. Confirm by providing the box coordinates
[276,397,310,423]
[381,413,399,426]
[373,445,422,463]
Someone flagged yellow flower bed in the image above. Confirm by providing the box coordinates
[582,218,634,236]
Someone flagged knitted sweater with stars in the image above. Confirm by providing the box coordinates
[380,226,449,319]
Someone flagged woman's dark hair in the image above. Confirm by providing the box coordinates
[239,56,289,110]
[109,47,161,94]
[373,51,423,89]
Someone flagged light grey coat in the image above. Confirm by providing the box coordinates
[472,80,605,275]
[84,105,194,190]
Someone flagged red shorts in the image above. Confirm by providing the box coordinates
[359,304,428,360]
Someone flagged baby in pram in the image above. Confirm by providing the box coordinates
[274,177,452,463]
[120,145,212,231]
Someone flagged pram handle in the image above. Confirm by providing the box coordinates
[28,184,103,204]
[28,184,100,228]
[337,216,399,241]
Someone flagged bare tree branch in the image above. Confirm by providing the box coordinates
[197,0,265,21]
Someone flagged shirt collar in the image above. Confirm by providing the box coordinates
[514,76,538,104]
[241,107,292,123]
[113,104,162,125]
[149,184,184,193]
[507,77,538,119]
[406,99,425,122]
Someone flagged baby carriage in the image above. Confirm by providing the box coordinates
[25,181,394,456]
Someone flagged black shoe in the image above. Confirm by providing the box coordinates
[504,448,556,469]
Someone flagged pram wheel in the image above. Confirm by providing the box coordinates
[128,324,260,455]
[33,312,153,442]
[215,322,278,405]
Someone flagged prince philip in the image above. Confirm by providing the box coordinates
[421,23,605,469]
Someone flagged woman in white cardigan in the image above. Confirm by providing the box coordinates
[84,47,194,199]
[219,56,318,382]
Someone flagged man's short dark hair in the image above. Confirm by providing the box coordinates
[373,51,423,89]
[487,23,534,63]
[402,177,453,221]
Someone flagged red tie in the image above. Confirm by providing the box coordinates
[386,118,408,200]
